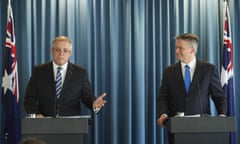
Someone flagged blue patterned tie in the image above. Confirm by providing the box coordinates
[184,65,191,92]
[56,67,63,99]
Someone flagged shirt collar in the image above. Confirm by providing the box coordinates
[52,61,68,70]
[181,57,196,70]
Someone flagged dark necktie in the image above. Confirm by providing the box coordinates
[184,65,191,92]
[56,67,63,99]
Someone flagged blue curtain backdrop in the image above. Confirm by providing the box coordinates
[0,0,239,144]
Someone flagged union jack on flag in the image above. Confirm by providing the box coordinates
[220,1,235,144]
[1,2,21,144]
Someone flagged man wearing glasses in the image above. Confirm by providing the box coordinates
[24,36,106,117]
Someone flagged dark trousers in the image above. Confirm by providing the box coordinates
[167,132,174,144]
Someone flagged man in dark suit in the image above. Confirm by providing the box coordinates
[24,36,106,117]
[157,33,227,144]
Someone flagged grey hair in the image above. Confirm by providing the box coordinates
[52,36,72,50]
[175,33,199,53]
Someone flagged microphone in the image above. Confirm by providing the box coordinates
[198,84,210,117]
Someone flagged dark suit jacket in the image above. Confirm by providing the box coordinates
[157,59,227,117]
[24,62,96,116]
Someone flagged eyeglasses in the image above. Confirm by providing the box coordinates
[53,48,71,54]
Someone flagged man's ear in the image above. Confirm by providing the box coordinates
[191,47,195,54]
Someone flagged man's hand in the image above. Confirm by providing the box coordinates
[93,93,107,110]
[157,114,168,127]
[36,114,44,118]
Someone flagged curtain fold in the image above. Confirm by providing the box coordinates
[0,0,239,143]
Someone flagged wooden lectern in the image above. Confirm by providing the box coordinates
[166,116,235,144]
[21,115,91,144]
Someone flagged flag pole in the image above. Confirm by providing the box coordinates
[8,0,11,9]
[222,0,226,43]
[7,0,11,16]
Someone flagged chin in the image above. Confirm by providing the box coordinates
[176,57,181,61]
[55,61,66,66]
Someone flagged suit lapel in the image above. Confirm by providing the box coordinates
[46,62,56,97]
[47,63,55,83]
[189,60,204,93]
[174,63,186,92]
[61,63,74,93]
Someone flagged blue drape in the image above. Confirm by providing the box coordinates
[0,0,239,144]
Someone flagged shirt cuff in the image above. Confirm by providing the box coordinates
[161,114,168,118]
[219,114,226,117]
[93,107,101,113]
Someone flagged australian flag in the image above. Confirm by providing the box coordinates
[220,1,235,144]
[1,2,21,144]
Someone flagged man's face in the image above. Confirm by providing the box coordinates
[175,39,195,63]
[52,40,72,66]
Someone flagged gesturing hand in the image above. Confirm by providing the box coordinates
[157,114,168,127]
[93,93,107,110]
